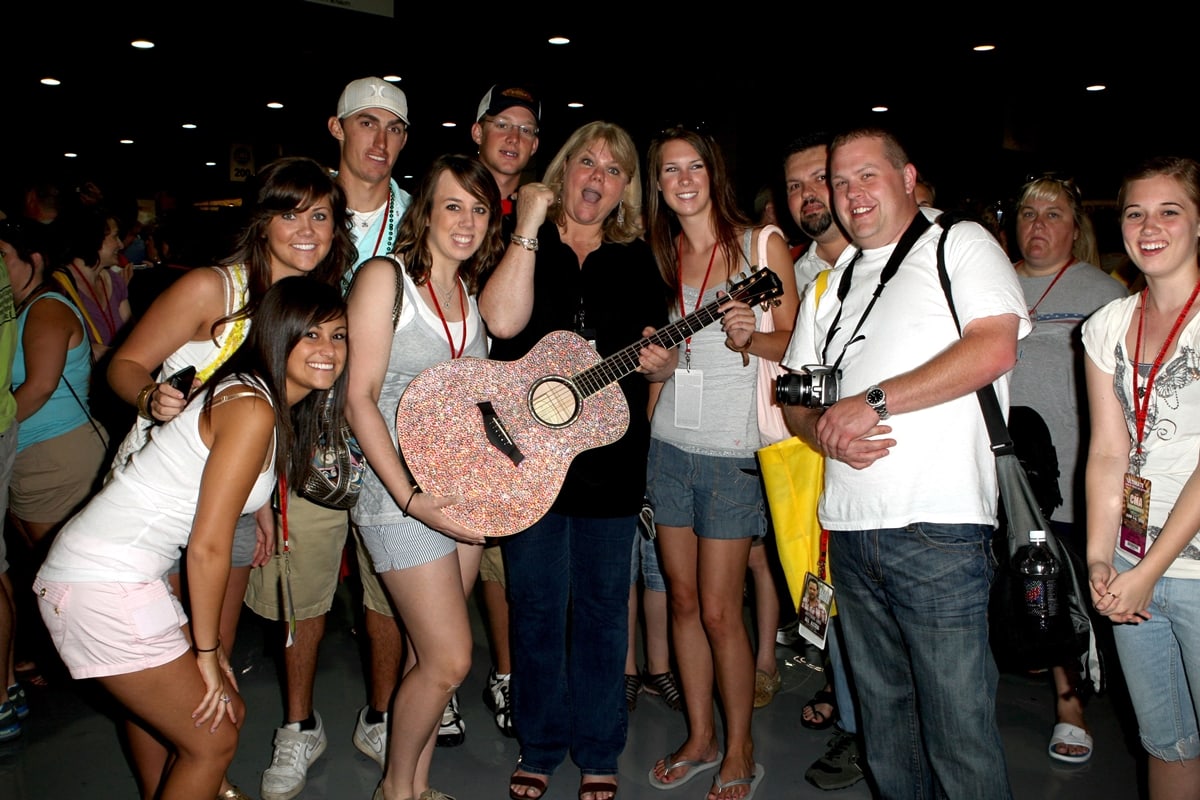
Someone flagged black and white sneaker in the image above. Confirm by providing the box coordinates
[805,730,865,791]
[482,668,515,737]
[436,693,465,748]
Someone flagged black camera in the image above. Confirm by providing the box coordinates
[776,365,841,409]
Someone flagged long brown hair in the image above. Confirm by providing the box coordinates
[218,156,356,334]
[646,127,751,294]
[389,154,504,295]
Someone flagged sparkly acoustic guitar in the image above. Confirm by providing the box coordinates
[395,268,784,537]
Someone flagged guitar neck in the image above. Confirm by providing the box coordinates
[571,294,736,399]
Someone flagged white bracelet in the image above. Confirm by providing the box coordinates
[510,234,539,252]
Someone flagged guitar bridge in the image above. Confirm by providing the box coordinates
[477,402,524,466]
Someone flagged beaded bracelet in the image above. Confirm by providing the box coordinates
[510,234,539,252]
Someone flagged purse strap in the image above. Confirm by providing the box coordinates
[932,215,1014,456]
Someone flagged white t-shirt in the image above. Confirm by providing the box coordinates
[1081,293,1200,579]
[783,209,1030,530]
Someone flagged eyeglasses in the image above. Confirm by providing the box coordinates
[1022,171,1083,207]
[484,117,538,139]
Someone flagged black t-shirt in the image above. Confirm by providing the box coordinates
[487,221,669,517]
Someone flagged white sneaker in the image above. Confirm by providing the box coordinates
[436,693,465,747]
[352,706,387,769]
[261,711,328,800]
[483,668,515,737]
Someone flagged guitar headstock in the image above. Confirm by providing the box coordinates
[729,267,784,309]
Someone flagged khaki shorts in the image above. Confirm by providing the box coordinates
[11,422,106,525]
[244,492,393,620]
[478,540,506,587]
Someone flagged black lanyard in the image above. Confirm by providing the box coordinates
[821,212,932,367]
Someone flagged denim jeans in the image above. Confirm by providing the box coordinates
[1112,556,1200,762]
[827,617,858,735]
[502,512,636,776]
[829,523,1012,800]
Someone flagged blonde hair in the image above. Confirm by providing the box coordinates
[1017,177,1100,266]
[541,121,644,244]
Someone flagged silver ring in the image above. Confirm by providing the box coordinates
[220,694,231,704]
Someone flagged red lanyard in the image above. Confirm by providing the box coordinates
[676,235,718,360]
[427,277,467,359]
[1025,257,1075,317]
[1132,279,1200,451]
[278,475,290,553]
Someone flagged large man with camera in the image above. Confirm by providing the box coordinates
[780,127,1029,799]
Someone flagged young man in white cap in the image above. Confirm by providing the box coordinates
[247,76,413,800]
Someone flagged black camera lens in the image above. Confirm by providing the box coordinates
[775,373,811,407]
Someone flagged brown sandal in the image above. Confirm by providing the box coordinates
[509,772,549,800]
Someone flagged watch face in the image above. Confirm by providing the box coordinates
[867,387,885,406]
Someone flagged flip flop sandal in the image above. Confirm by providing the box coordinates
[801,689,838,730]
[648,751,723,790]
[709,764,765,800]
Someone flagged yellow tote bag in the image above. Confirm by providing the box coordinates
[756,269,831,614]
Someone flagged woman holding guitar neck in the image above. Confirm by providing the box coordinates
[644,126,799,800]
[344,154,503,800]
[479,121,675,800]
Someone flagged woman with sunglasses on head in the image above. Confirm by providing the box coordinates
[344,154,503,800]
[1082,156,1200,800]
[479,121,675,800]
[643,126,799,800]
[33,277,348,800]
[1010,174,1126,764]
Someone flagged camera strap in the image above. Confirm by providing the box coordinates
[822,211,932,367]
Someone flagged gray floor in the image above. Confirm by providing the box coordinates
[0,579,1144,799]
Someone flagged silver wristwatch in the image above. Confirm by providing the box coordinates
[865,385,889,420]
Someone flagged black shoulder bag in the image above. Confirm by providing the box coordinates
[932,213,1103,694]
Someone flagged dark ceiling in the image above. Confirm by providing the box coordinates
[7,3,1197,239]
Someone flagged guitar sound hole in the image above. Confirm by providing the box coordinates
[529,377,580,428]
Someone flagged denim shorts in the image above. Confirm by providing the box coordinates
[646,439,764,540]
[1112,556,1200,762]
[631,532,666,592]
[33,576,190,680]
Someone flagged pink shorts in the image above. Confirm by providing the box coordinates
[33,576,190,679]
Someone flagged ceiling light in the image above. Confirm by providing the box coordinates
[205,161,216,167]
[567,102,584,108]
[64,152,78,158]
[267,101,284,109]
[548,35,570,45]
[41,77,61,86]
[442,121,456,128]
[120,139,134,144]
[131,39,155,49]
[1086,84,1106,92]
[383,75,402,82]
[871,105,889,113]
[973,43,995,52]
[182,123,197,129]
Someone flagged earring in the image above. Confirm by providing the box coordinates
[616,201,625,225]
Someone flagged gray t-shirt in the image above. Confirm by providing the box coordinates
[1010,261,1127,524]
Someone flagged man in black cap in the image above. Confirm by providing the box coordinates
[468,81,540,745]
